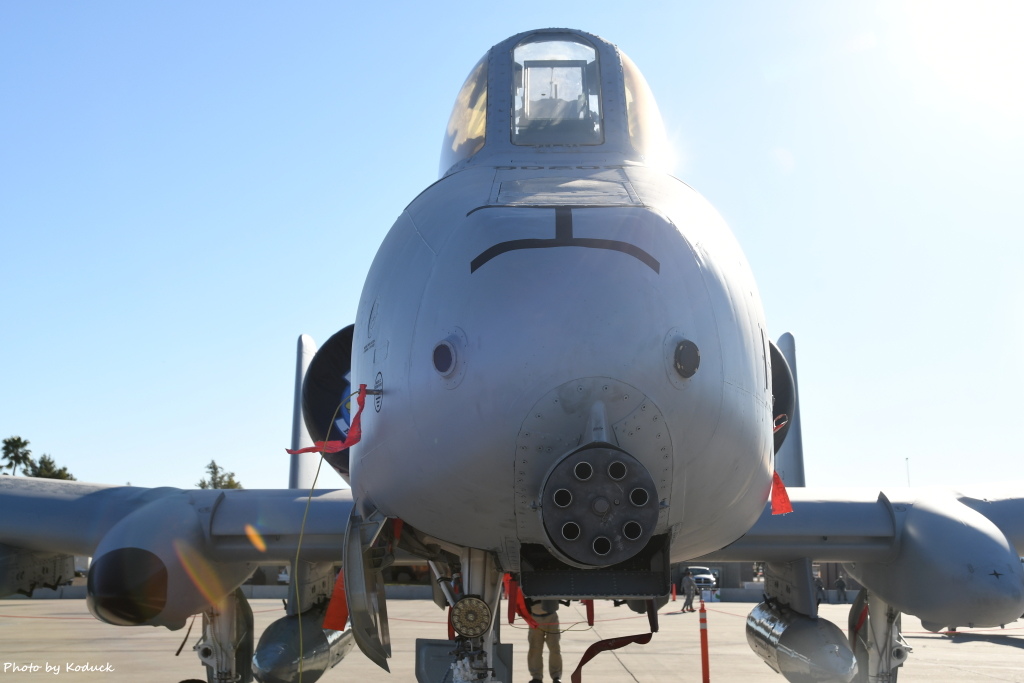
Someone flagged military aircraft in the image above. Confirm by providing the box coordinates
[2,27,1023,683]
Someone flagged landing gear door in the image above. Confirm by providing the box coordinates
[342,505,392,672]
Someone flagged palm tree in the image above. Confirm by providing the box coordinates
[2,436,33,476]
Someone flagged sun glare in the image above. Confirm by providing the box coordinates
[899,0,1024,130]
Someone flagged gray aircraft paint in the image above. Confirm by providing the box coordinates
[2,27,1024,683]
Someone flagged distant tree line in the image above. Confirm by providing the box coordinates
[3,437,244,489]
[2,436,76,480]
[197,459,243,489]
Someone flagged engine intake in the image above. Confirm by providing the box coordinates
[86,548,167,626]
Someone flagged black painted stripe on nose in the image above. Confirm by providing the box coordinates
[469,206,660,274]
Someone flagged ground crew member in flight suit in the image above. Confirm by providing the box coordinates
[680,571,697,612]
[526,598,562,683]
[835,576,848,603]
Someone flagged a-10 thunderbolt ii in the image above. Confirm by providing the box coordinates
[2,27,1023,683]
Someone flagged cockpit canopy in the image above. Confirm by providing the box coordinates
[512,36,603,146]
[440,29,670,177]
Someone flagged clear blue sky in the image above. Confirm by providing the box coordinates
[3,1,1022,490]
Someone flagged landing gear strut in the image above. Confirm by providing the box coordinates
[849,589,911,683]
[448,549,506,682]
[417,548,512,682]
[194,588,254,683]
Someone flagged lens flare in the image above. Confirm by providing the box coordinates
[173,539,227,606]
[245,524,267,553]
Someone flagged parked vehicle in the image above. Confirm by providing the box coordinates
[686,566,717,589]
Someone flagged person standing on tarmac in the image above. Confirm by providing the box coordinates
[815,576,826,605]
[526,598,562,683]
[835,576,848,603]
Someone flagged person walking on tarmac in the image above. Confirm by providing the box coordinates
[680,570,697,612]
[526,597,563,683]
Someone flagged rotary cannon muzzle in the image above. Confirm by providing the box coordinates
[540,444,659,567]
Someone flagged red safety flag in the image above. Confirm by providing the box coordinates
[322,570,350,631]
[503,574,538,629]
[286,384,368,455]
[504,574,517,625]
[771,471,793,515]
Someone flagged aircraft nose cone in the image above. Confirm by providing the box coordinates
[86,547,167,625]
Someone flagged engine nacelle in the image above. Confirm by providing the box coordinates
[845,492,1024,630]
[746,601,857,683]
[86,491,253,629]
[301,324,355,483]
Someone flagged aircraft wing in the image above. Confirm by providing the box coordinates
[0,476,351,628]
[700,485,1024,629]
[703,486,1024,560]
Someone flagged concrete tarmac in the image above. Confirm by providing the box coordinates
[1,598,1022,682]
